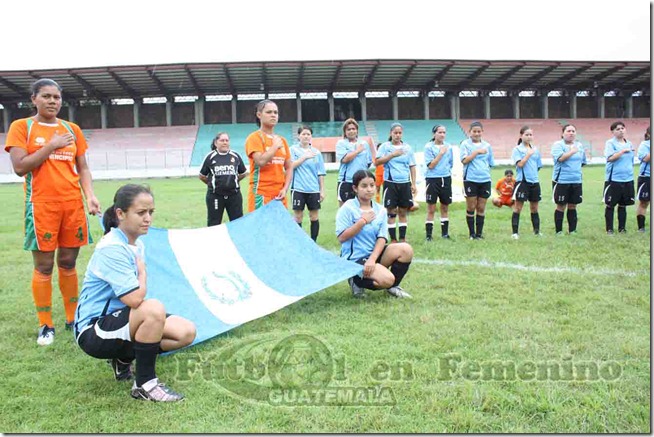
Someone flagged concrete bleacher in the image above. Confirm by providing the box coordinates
[561,118,650,157]
[191,124,253,166]
[366,120,467,152]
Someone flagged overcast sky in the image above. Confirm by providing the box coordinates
[2,0,650,71]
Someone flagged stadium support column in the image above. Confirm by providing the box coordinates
[392,94,399,120]
[2,106,10,133]
[195,97,205,126]
[133,100,140,128]
[483,92,491,119]
[625,94,633,118]
[569,93,577,118]
[423,92,429,120]
[296,95,302,123]
[328,94,335,122]
[512,93,520,119]
[67,103,76,123]
[597,90,605,118]
[360,94,367,122]
[166,98,173,126]
[540,92,549,119]
[100,101,108,129]
[448,92,459,120]
[231,98,237,124]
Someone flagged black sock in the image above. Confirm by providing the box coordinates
[637,214,646,230]
[555,210,564,233]
[310,220,319,241]
[512,212,520,234]
[398,224,407,240]
[531,212,540,234]
[475,214,485,237]
[390,261,411,287]
[388,225,397,241]
[353,275,376,290]
[617,206,627,231]
[425,222,434,238]
[134,341,160,387]
[567,209,578,232]
[605,207,614,232]
[466,211,475,236]
[441,219,449,236]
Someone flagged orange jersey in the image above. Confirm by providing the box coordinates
[495,176,515,199]
[245,131,290,197]
[5,117,87,203]
[375,163,384,187]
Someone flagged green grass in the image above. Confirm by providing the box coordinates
[0,166,649,433]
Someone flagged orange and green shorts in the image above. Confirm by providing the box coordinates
[24,198,92,251]
[247,191,288,213]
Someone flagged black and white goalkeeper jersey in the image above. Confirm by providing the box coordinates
[199,150,247,195]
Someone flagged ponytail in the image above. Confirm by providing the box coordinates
[102,184,154,235]
[102,205,118,234]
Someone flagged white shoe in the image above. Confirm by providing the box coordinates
[36,325,55,346]
[386,286,412,299]
[511,233,520,240]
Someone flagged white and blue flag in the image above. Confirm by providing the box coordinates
[139,200,362,348]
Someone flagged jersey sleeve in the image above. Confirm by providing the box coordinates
[604,140,616,159]
[335,140,348,163]
[488,145,495,167]
[335,204,353,237]
[282,138,291,163]
[291,146,301,162]
[495,179,502,191]
[91,245,140,298]
[375,209,388,240]
[551,143,564,162]
[199,153,211,176]
[460,143,469,162]
[245,133,264,159]
[4,119,28,153]
[511,146,521,165]
[638,142,649,162]
[581,145,588,165]
[71,123,88,156]
[236,152,247,174]
[317,151,326,176]
[408,146,416,167]
[536,150,543,169]
[424,144,435,163]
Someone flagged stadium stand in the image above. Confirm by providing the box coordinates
[366,120,467,152]
[563,118,650,157]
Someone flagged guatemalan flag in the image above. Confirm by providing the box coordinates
[139,200,362,349]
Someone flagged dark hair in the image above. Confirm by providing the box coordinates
[517,125,531,145]
[352,169,375,187]
[31,78,62,96]
[431,124,445,142]
[342,118,359,138]
[646,126,651,141]
[504,169,514,176]
[102,184,154,234]
[610,121,625,131]
[561,124,576,139]
[255,99,276,127]
[388,122,403,142]
[297,125,313,135]
[211,132,229,151]
[469,121,483,131]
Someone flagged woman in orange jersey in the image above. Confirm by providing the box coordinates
[244,99,293,212]
[5,78,100,346]
[374,142,384,203]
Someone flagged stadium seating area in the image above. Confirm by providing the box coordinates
[560,118,650,157]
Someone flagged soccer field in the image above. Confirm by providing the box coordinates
[0,165,649,433]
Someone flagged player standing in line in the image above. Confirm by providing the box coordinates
[460,121,495,240]
[336,170,413,299]
[603,121,635,234]
[335,118,373,207]
[244,100,293,212]
[375,123,417,243]
[636,126,650,232]
[492,169,515,209]
[290,126,326,242]
[199,132,248,226]
[4,78,100,346]
[510,126,543,239]
[423,124,454,240]
[551,124,587,235]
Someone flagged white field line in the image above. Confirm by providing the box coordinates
[412,258,647,277]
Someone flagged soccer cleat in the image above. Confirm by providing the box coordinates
[441,234,451,240]
[348,277,366,299]
[534,232,543,237]
[469,235,476,240]
[512,233,520,240]
[607,230,614,235]
[109,358,134,381]
[386,286,412,299]
[638,228,646,233]
[131,379,184,402]
[555,231,563,236]
[618,229,627,234]
[425,235,433,242]
[568,230,577,235]
[37,325,55,346]
[475,234,484,240]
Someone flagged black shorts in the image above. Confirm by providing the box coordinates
[337,182,355,203]
[603,181,635,207]
[552,182,583,205]
[425,177,453,205]
[463,181,491,199]
[292,191,321,211]
[513,181,542,203]
[76,308,172,360]
[382,181,413,209]
[352,245,389,286]
[206,190,243,226]
[637,177,650,202]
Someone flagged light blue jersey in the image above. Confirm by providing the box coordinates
[424,142,453,178]
[512,144,542,183]
[75,228,144,333]
[551,140,587,184]
[604,138,634,182]
[336,139,373,183]
[638,140,650,177]
[460,138,494,183]
[377,142,416,183]
[335,197,388,261]
[291,145,326,193]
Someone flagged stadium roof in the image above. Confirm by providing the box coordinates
[0,59,649,104]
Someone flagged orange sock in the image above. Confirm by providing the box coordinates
[32,269,53,328]
[58,267,79,324]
